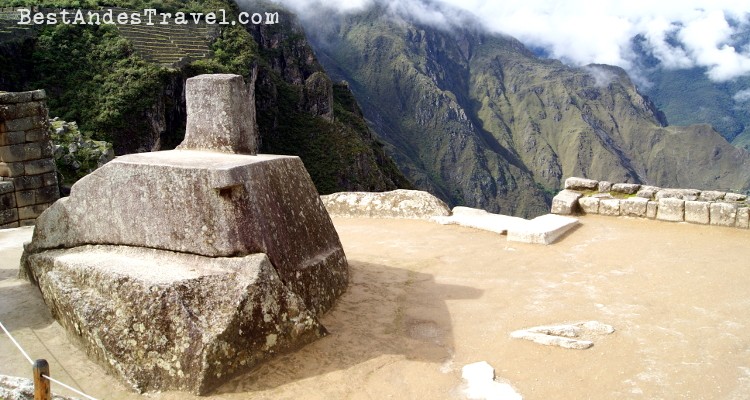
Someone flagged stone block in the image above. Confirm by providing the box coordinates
[710,202,738,227]
[0,131,26,146]
[26,151,348,316]
[724,192,747,202]
[551,189,582,215]
[620,197,648,217]
[0,180,14,195]
[736,207,749,229]
[0,161,24,177]
[647,201,658,219]
[12,175,43,191]
[19,219,37,227]
[0,91,34,104]
[0,104,13,120]
[684,201,710,225]
[0,208,18,225]
[599,199,621,216]
[506,214,579,245]
[657,198,684,222]
[24,247,326,394]
[698,190,725,202]
[636,185,660,199]
[4,116,46,132]
[1,221,20,228]
[40,142,54,158]
[321,189,451,219]
[15,101,46,119]
[0,144,27,163]
[433,206,527,234]
[32,89,47,100]
[564,177,598,191]
[611,183,641,195]
[35,185,59,204]
[18,203,49,220]
[15,190,35,208]
[24,158,56,175]
[578,196,600,214]
[40,172,58,187]
[178,74,257,155]
[656,188,700,201]
[598,181,612,192]
[0,192,16,209]
[25,127,48,142]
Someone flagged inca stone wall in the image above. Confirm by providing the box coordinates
[0,90,60,228]
[552,177,750,229]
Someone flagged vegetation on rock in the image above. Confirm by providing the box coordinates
[0,0,410,192]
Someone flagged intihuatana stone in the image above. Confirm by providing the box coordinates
[611,183,640,195]
[578,196,600,214]
[685,201,710,225]
[321,189,451,219]
[657,198,685,222]
[177,74,257,155]
[551,189,582,215]
[710,202,738,227]
[599,199,621,216]
[564,177,598,191]
[21,74,348,394]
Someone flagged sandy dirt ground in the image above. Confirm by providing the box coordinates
[1,215,750,399]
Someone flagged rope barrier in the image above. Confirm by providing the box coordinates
[0,320,100,400]
[43,374,99,400]
[0,320,33,365]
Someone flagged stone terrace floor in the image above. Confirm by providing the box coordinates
[1,215,749,399]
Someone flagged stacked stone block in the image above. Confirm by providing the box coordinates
[552,177,750,230]
[0,90,60,228]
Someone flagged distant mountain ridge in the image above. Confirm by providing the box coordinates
[303,7,750,217]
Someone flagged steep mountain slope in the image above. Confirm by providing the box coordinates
[641,67,750,151]
[0,1,410,193]
[307,8,750,216]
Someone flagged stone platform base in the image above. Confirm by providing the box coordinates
[22,245,325,394]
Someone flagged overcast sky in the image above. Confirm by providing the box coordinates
[267,0,750,83]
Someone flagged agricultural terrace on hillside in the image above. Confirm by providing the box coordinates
[0,7,218,68]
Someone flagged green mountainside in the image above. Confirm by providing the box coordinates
[642,67,750,151]
[307,8,750,217]
[0,0,409,192]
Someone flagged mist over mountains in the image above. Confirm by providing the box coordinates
[255,0,750,217]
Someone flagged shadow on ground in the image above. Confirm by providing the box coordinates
[214,260,483,394]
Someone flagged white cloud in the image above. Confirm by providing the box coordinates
[735,88,750,102]
[263,0,750,82]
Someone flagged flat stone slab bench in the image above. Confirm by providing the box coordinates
[433,206,528,234]
[506,214,580,245]
[434,207,578,244]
